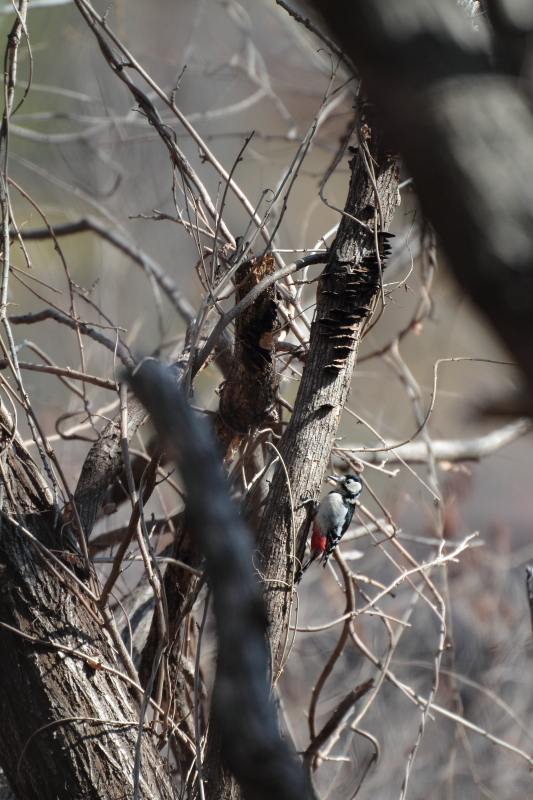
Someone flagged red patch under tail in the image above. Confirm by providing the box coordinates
[310,521,327,558]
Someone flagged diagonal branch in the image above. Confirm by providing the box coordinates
[139,255,294,794]
[129,360,310,800]
[275,0,357,76]
[192,251,328,378]
[303,679,374,765]
[9,308,134,369]
[73,0,235,245]
[55,311,225,544]
[0,393,176,800]
[14,216,196,324]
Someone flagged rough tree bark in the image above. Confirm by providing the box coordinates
[161,99,401,800]
[0,62,401,800]
[4,1,533,797]
[0,402,175,800]
[138,255,290,796]
[256,100,400,661]
[217,251,281,458]
[139,512,203,765]
[0,331,210,798]
[74,396,148,540]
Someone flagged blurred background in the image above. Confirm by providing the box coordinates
[3,1,533,797]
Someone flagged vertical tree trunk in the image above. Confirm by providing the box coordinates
[257,100,400,663]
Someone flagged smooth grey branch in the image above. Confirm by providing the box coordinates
[345,418,532,464]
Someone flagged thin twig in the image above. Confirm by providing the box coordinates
[0,359,117,390]
[276,0,357,76]
[9,307,135,368]
[304,679,374,763]
[15,216,197,323]
[194,592,209,800]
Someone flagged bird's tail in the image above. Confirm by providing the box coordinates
[295,552,317,584]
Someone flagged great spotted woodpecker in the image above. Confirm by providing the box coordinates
[297,474,362,582]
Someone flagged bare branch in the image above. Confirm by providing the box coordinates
[98,447,161,608]
[9,308,134,369]
[15,216,196,324]
[193,252,327,378]
[342,418,532,464]
[304,679,374,764]
[73,394,147,541]
[256,97,400,665]
[0,359,117,391]
[276,0,357,76]
[526,566,533,638]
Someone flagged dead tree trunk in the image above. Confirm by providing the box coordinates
[200,98,400,800]
[257,100,400,663]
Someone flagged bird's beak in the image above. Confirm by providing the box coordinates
[326,475,341,486]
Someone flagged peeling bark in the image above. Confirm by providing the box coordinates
[139,265,282,787]
[217,252,280,458]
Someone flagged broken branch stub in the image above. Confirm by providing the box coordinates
[217,251,281,457]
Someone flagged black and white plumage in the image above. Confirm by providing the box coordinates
[297,474,362,582]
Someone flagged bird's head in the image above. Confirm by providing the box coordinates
[326,473,363,498]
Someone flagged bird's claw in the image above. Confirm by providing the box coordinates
[297,496,318,513]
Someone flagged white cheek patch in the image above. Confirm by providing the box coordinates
[347,480,362,494]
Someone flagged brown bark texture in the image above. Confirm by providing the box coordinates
[139,513,202,760]
[217,251,280,458]
[0,403,175,800]
[140,259,282,681]
[198,100,401,800]
[74,395,147,541]
[256,101,400,661]
[138,260,284,794]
